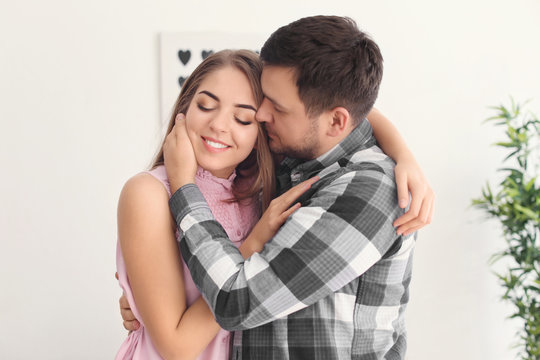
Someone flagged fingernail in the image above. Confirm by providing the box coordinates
[399,199,407,208]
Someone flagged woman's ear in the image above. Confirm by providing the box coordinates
[326,107,350,137]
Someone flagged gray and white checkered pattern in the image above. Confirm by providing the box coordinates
[170,120,415,359]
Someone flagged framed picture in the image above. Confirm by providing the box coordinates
[159,32,267,125]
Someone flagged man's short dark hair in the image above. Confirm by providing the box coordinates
[260,15,383,125]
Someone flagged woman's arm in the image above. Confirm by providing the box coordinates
[367,107,434,235]
[118,173,220,360]
[118,174,319,356]
[367,107,414,165]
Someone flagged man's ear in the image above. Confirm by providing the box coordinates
[325,107,351,137]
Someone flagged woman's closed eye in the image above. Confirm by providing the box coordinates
[235,117,253,126]
[197,104,213,112]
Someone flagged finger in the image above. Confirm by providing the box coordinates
[422,193,434,224]
[277,176,319,208]
[403,221,426,236]
[115,272,119,280]
[394,170,409,209]
[119,294,131,310]
[123,320,140,332]
[121,307,136,321]
[399,199,432,234]
[173,117,190,141]
[426,195,434,224]
[280,202,301,222]
[396,218,423,236]
[165,130,177,150]
[416,194,432,224]
[394,197,424,231]
[175,113,186,124]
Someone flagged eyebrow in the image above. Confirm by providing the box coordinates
[198,90,257,112]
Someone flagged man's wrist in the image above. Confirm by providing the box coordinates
[169,182,207,227]
[169,176,195,194]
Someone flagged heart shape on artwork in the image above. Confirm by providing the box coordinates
[178,76,187,87]
[202,50,214,60]
[178,50,191,65]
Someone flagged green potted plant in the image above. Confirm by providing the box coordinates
[472,100,540,359]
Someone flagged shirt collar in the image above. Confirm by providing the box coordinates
[279,119,376,177]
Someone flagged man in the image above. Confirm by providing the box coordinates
[122,15,432,359]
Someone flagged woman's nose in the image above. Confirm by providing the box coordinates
[209,111,230,132]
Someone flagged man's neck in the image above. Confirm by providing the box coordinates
[311,127,354,159]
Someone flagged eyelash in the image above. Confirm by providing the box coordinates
[197,104,211,111]
[198,104,252,126]
[236,118,252,126]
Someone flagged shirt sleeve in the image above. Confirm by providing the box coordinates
[170,168,403,331]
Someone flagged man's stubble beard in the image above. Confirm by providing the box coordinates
[265,120,320,161]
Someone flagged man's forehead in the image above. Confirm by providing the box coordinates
[262,65,297,80]
[261,65,299,99]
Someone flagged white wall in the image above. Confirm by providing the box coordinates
[1,0,539,359]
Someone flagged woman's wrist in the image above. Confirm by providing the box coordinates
[392,149,416,164]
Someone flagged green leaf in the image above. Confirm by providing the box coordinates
[495,141,517,148]
[474,99,540,359]
[514,204,540,220]
[525,177,537,192]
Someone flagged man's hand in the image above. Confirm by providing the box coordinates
[392,157,434,236]
[119,293,140,332]
[164,113,198,193]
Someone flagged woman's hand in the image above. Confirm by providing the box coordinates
[392,156,435,236]
[164,113,198,193]
[240,176,319,258]
[119,293,140,332]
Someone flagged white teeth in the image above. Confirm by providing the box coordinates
[205,139,229,149]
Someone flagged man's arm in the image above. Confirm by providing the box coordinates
[171,163,405,331]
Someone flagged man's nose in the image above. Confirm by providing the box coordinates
[255,98,272,123]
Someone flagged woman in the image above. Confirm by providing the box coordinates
[116,49,314,360]
[116,49,432,359]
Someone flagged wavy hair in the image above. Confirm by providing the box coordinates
[151,50,275,211]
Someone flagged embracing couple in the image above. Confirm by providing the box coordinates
[115,15,434,360]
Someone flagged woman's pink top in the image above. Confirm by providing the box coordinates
[115,165,260,360]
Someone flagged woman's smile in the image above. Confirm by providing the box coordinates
[201,136,231,153]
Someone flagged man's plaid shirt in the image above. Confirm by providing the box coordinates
[170,120,415,359]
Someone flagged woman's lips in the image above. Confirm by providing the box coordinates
[201,136,231,153]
